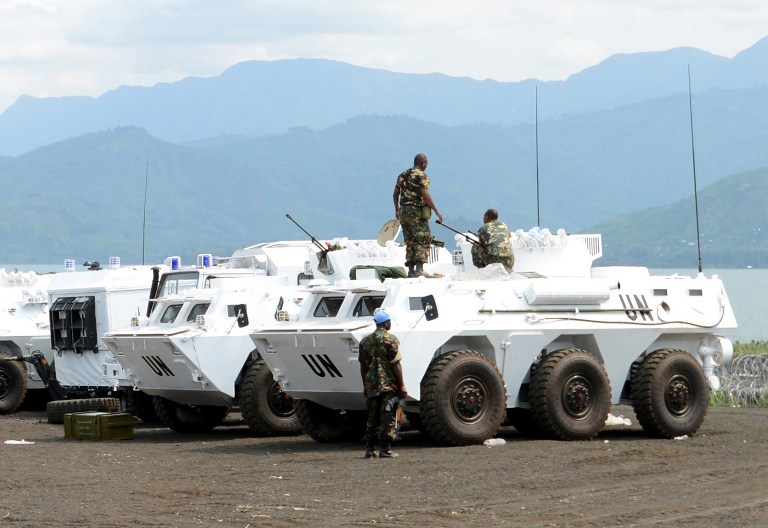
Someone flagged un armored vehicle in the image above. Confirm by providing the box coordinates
[42,243,314,423]
[0,268,56,413]
[102,237,456,434]
[251,229,737,445]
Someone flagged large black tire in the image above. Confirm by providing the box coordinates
[419,350,506,446]
[529,348,611,441]
[124,390,161,424]
[0,358,28,414]
[631,349,708,438]
[296,400,366,443]
[46,397,121,424]
[152,396,229,433]
[239,359,301,436]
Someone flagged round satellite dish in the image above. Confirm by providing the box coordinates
[377,219,401,246]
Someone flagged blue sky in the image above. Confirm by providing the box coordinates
[1,0,767,112]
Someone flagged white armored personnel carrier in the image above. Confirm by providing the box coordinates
[251,229,737,445]
[103,236,456,434]
[0,268,55,413]
[42,243,315,423]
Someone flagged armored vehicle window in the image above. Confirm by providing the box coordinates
[186,303,210,322]
[408,297,424,310]
[160,304,183,323]
[352,296,385,317]
[313,297,345,317]
[158,272,199,296]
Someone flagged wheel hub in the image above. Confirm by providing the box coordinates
[0,371,8,396]
[666,374,692,416]
[452,377,486,423]
[268,382,296,418]
[562,375,592,418]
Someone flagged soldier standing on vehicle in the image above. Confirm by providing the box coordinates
[358,309,407,458]
[393,153,443,278]
[471,208,514,272]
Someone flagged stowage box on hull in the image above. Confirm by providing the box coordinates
[64,412,134,440]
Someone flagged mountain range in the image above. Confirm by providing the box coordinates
[1,36,767,268]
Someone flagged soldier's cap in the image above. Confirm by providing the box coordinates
[373,308,391,324]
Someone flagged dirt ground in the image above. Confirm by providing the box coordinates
[1,403,767,528]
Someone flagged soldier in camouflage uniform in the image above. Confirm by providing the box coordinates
[471,208,515,272]
[393,153,443,277]
[358,309,407,458]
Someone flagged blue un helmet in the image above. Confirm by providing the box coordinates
[373,308,391,324]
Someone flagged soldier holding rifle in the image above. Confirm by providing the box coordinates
[393,153,443,278]
[471,208,514,272]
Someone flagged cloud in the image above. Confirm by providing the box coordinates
[0,0,767,112]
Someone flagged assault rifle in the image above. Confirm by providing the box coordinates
[435,220,486,248]
[385,396,405,439]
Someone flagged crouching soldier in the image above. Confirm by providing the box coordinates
[471,208,514,272]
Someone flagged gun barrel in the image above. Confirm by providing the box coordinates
[285,214,327,253]
[436,220,483,246]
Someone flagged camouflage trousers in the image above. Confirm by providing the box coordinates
[365,391,398,442]
[399,205,431,265]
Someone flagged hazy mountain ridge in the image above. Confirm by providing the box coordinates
[1,110,766,266]
[1,36,767,156]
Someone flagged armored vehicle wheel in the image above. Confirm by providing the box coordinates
[296,400,366,443]
[46,397,121,424]
[152,396,229,433]
[529,348,611,441]
[0,358,28,414]
[505,408,541,437]
[631,349,708,438]
[419,350,506,446]
[124,390,160,423]
[239,358,301,436]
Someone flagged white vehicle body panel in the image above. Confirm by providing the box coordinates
[48,265,159,389]
[0,269,55,389]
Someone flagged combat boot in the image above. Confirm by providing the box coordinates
[379,440,399,458]
[364,439,378,459]
[414,262,434,278]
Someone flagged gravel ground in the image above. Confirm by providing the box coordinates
[1,404,767,527]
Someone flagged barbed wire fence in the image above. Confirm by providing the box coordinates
[714,355,768,406]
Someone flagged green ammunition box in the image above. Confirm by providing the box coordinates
[64,412,134,440]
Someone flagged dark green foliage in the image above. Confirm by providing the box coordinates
[590,167,768,267]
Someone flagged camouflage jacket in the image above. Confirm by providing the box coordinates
[359,327,402,398]
[471,219,514,269]
[396,168,430,207]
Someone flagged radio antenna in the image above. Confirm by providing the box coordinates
[142,161,149,265]
[535,86,541,227]
[687,65,703,274]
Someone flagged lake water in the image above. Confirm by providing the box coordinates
[3,264,765,343]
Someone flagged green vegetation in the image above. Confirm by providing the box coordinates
[733,340,768,356]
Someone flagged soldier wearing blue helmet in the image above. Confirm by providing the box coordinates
[358,309,407,458]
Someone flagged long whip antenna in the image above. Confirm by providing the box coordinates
[687,65,703,274]
[535,85,541,227]
[142,161,149,265]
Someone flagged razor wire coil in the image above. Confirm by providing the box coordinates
[714,355,768,406]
